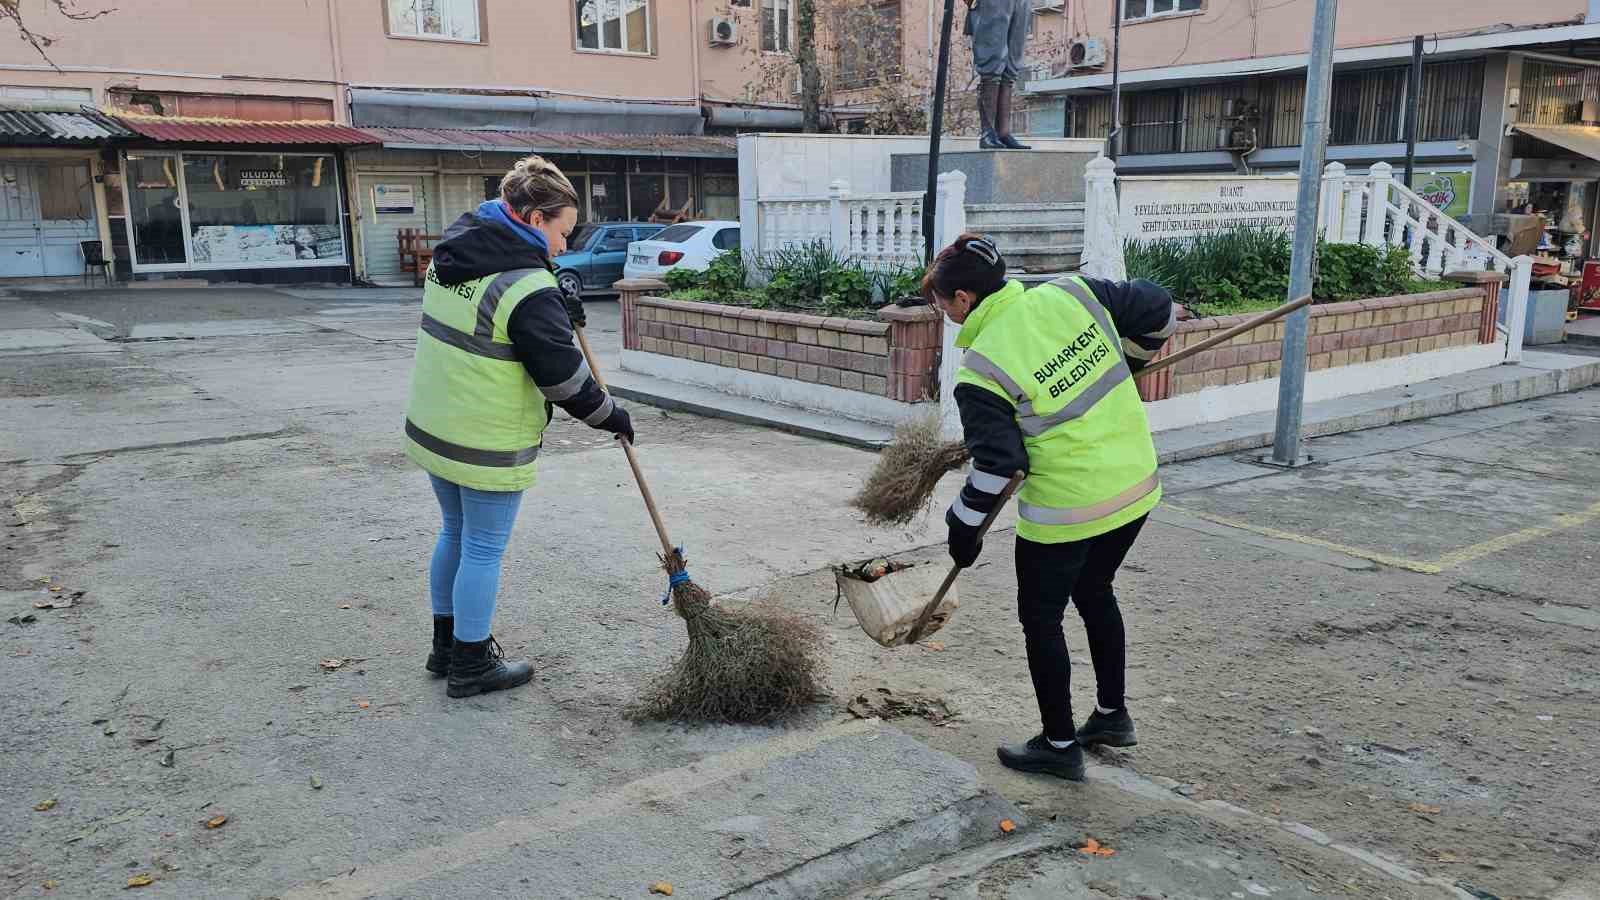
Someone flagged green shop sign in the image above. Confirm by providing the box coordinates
[1408,170,1471,220]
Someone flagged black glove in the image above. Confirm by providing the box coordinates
[945,505,983,569]
[561,284,587,329]
[598,402,634,445]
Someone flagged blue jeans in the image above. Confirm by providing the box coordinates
[427,474,524,643]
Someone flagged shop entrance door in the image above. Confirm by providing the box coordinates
[358,174,431,283]
[0,162,96,278]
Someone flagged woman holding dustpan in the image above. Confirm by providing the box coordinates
[922,234,1176,781]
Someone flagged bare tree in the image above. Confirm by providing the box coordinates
[795,0,821,132]
[1,0,114,66]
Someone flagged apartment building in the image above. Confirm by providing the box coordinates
[0,1,1068,284]
[1029,0,1600,260]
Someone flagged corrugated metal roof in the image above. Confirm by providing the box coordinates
[0,108,133,143]
[1512,124,1600,163]
[118,116,380,146]
[361,127,736,158]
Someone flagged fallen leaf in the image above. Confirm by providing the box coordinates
[205,815,227,829]
[1078,837,1116,857]
[356,700,370,709]
[48,586,62,593]
[320,659,344,671]
[103,724,117,736]
[309,774,323,790]
[7,613,37,625]
[922,641,946,651]
[649,882,674,896]
[1409,803,1442,816]
[1433,851,1461,863]
[125,874,155,888]
[159,750,175,768]
[33,600,52,609]
[42,879,57,890]
[338,604,352,610]
[34,799,57,811]
[999,819,1016,834]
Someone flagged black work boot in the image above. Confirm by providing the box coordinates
[446,636,533,699]
[995,83,1032,150]
[1076,708,1138,748]
[997,735,1087,781]
[425,615,453,678]
[978,82,1005,150]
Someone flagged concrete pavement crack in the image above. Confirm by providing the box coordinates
[60,427,303,462]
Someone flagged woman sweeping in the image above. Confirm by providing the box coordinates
[404,155,635,698]
[924,234,1176,780]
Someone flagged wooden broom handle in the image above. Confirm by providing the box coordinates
[905,470,1027,645]
[1135,293,1313,380]
[573,326,675,559]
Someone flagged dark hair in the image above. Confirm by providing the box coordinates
[921,233,1007,303]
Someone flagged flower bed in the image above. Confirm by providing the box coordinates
[618,279,942,403]
[1137,282,1499,402]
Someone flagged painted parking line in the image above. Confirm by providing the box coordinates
[1165,499,1600,575]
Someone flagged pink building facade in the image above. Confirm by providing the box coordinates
[0,1,1070,283]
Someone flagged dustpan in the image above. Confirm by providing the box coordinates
[835,559,959,647]
[837,470,1025,648]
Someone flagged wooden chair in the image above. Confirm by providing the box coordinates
[396,228,441,286]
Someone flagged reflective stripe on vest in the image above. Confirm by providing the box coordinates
[1009,277,1135,437]
[405,419,540,467]
[1018,472,1160,526]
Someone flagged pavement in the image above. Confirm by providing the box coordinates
[4,284,1598,899]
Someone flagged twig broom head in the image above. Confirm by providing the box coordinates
[628,549,826,725]
[850,414,971,527]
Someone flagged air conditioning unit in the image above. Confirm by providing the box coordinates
[708,17,738,47]
[1033,0,1065,12]
[1068,37,1107,70]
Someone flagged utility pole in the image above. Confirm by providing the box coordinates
[1268,0,1340,466]
[1109,0,1123,159]
[1403,35,1424,187]
[922,0,957,260]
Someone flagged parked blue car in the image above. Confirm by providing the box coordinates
[553,221,665,297]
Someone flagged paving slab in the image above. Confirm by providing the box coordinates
[0,327,116,353]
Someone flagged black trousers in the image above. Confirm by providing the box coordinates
[1014,515,1148,742]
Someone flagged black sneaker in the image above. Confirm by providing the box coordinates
[1076,709,1138,748]
[997,735,1087,781]
[446,636,533,699]
[979,128,1006,150]
[425,615,453,678]
[998,133,1033,150]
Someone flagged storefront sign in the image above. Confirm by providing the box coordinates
[591,182,607,198]
[373,184,415,214]
[1408,170,1471,220]
[1119,176,1299,242]
[239,169,288,189]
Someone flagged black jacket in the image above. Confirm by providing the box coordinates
[430,212,616,429]
[950,277,1177,528]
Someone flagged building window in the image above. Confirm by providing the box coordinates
[1121,0,1202,22]
[575,0,653,54]
[762,0,791,52]
[835,1,902,90]
[1519,59,1599,126]
[1419,59,1483,141]
[387,0,481,42]
[122,152,345,270]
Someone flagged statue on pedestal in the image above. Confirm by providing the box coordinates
[964,0,1033,150]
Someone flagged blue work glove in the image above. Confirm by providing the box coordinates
[945,505,983,569]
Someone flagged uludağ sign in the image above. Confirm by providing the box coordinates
[1119,175,1299,242]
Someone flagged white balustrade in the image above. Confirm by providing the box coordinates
[754,178,933,270]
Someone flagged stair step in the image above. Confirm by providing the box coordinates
[977,222,1083,231]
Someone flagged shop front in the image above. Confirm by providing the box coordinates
[0,104,130,280]
[1501,124,1600,327]
[110,118,378,283]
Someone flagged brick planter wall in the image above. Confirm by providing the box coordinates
[1137,284,1498,402]
[617,279,944,402]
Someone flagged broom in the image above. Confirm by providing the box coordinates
[852,293,1315,525]
[572,326,825,724]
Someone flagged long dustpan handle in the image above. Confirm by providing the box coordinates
[573,325,676,559]
[905,470,1026,645]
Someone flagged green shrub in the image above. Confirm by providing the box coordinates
[663,267,704,292]
[821,266,873,312]
[704,249,746,295]
[1313,242,1413,302]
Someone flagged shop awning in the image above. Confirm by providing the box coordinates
[116,115,380,146]
[349,89,706,136]
[0,107,133,144]
[1511,124,1600,162]
[360,127,736,159]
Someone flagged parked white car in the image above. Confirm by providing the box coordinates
[622,220,741,281]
